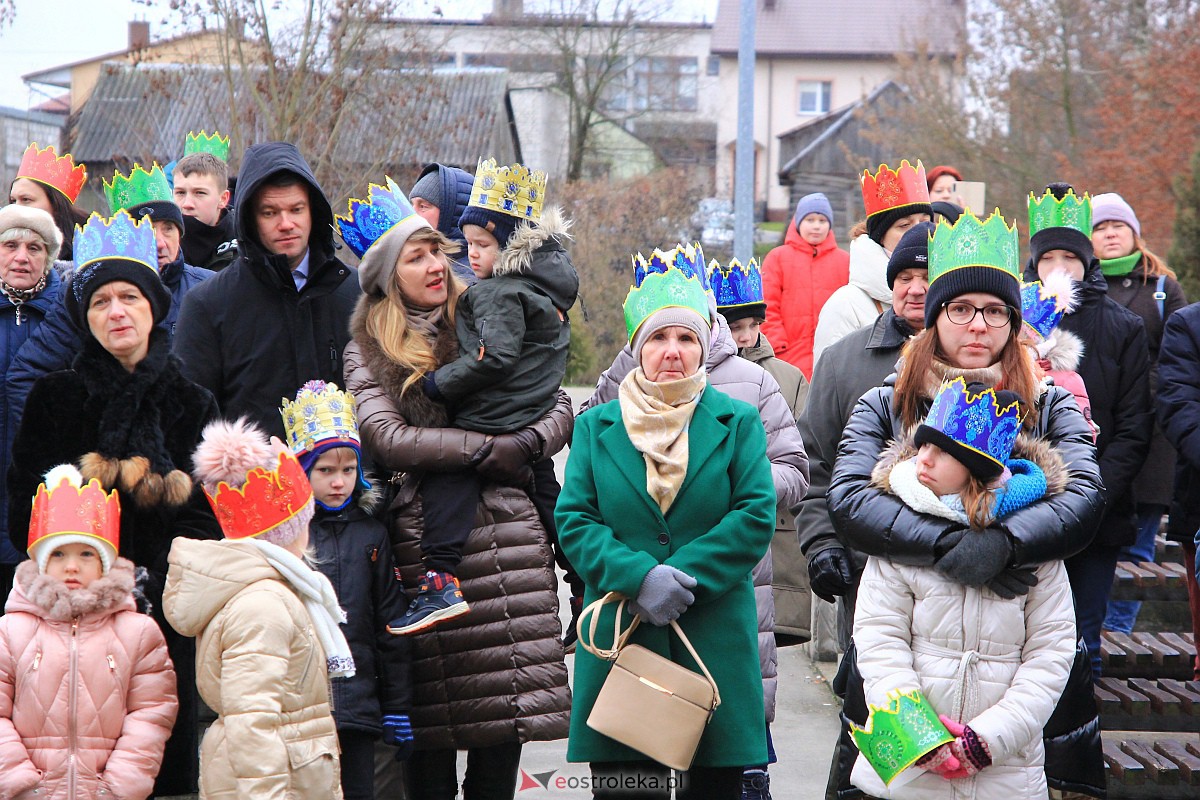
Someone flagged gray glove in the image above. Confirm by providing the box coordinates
[630,565,697,626]
[935,527,1013,587]
[985,567,1039,599]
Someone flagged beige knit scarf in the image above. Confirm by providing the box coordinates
[618,367,707,514]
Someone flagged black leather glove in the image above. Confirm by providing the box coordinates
[935,527,1013,587]
[475,429,542,486]
[808,546,855,602]
[985,567,1039,599]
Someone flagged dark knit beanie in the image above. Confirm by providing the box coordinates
[68,258,172,328]
[128,200,185,235]
[719,302,767,325]
[409,166,444,208]
[915,384,1022,481]
[867,203,933,247]
[887,221,934,288]
[931,201,963,225]
[924,265,1022,330]
[458,205,519,250]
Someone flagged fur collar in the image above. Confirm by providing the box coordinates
[1037,329,1085,372]
[349,295,460,428]
[493,206,572,277]
[14,558,136,622]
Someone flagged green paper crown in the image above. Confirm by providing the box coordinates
[623,260,711,342]
[103,163,173,214]
[851,689,955,786]
[184,129,231,161]
[928,208,1020,287]
[1028,188,1091,238]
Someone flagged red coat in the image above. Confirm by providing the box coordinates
[761,226,850,379]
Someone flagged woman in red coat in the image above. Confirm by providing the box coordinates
[761,193,850,379]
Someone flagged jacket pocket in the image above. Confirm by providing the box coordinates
[284,737,340,797]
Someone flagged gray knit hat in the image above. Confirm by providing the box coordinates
[0,204,62,263]
[356,215,436,297]
[632,306,711,372]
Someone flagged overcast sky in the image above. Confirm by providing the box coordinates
[0,0,720,111]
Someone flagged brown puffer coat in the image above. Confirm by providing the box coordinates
[343,297,572,750]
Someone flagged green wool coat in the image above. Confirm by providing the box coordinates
[556,386,776,768]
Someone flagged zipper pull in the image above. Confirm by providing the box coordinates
[107,655,116,672]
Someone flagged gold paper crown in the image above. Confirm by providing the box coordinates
[468,158,547,221]
[281,380,361,457]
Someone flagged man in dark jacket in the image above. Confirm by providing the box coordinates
[409,162,476,285]
[174,142,360,440]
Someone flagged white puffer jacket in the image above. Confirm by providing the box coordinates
[850,556,1075,799]
[812,235,892,367]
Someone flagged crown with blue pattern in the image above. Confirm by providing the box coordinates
[335,176,427,259]
[705,257,763,310]
[624,244,711,341]
[1020,269,1077,343]
[72,209,159,273]
[918,377,1022,479]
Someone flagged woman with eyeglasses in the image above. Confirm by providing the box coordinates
[825,210,1108,799]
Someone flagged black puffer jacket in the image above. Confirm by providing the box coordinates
[310,492,412,735]
[1026,258,1153,547]
[1158,301,1200,542]
[173,142,361,440]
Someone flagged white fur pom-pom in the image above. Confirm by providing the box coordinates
[42,464,83,488]
[1041,268,1078,313]
[192,418,274,491]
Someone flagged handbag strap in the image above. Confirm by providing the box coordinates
[576,591,722,710]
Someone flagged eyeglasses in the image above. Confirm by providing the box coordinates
[942,301,1015,328]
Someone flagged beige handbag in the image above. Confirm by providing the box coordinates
[577,592,722,772]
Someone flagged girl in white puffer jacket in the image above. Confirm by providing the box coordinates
[851,380,1076,800]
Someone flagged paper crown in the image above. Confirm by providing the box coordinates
[923,377,1022,471]
[851,689,955,786]
[335,176,425,259]
[928,209,1020,286]
[861,160,929,218]
[103,163,173,214]
[17,143,87,204]
[624,244,711,341]
[1028,188,1092,238]
[282,380,361,457]
[706,257,763,309]
[27,466,121,559]
[1021,269,1077,342]
[468,158,547,221]
[184,129,231,161]
[72,209,160,273]
[203,449,314,540]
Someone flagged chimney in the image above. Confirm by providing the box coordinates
[491,0,524,19]
[128,20,150,51]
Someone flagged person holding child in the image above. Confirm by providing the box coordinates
[282,380,414,800]
[850,379,1076,798]
[0,464,178,800]
[340,173,571,800]
[825,209,1107,798]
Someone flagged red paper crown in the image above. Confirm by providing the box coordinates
[861,159,929,218]
[17,143,87,204]
[27,476,121,556]
[203,450,314,540]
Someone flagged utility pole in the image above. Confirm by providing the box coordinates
[733,0,756,262]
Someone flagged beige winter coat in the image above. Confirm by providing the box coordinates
[163,538,342,800]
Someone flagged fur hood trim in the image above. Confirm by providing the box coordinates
[1037,328,1085,373]
[12,557,137,622]
[870,427,1068,498]
[494,206,572,277]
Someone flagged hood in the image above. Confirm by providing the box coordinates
[783,223,841,257]
[740,332,778,362]
[848,234,893,302]
[707,305,738,370]
[1037,328,1085,372]
[493,207,579,311]
[419,163,472,245]
[163,538,284,637]
[233,142,335,280]
[5,558,137,622]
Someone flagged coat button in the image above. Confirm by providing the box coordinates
[657,533,670,545]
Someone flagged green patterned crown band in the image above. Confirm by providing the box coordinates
[928,208,1020,286]
[184,130,231,161]
[103,163,173,213]
[851,689,955,786]
[1028,188,1091,238]
[623,253,711,342]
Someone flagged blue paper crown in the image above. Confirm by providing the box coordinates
[1020,273,1076,342]
[924,377,1021,469]
[72,209,159,273]
[335,177,421,259]
[706,257,763,309]
[632,242,711,293]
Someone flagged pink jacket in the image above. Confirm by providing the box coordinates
[0,559,178,800]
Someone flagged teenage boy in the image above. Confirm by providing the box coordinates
[173,152,238,271]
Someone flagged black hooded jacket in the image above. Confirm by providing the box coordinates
[1024,257,1153,548]
[181,208,238,271]
[173,142,361,439]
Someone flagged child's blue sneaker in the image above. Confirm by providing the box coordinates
[387,571,470,635]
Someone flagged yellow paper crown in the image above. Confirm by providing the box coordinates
[468,157,547,221]
[280,380,361,458]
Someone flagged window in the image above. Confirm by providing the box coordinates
[797,80,832,115]
[633,56,699,112]
[706,55,720,76]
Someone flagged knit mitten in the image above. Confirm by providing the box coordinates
[935,715,992,780]
[935,527,1012,586]
[630,564,697,626]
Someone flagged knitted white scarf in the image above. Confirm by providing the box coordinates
[249,539,356,678]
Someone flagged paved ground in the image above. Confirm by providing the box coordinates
[508,388,843,797]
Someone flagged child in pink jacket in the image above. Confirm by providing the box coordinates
[0,465,178,800]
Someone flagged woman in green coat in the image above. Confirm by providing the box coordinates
[556,250,776,800]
